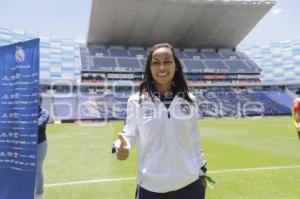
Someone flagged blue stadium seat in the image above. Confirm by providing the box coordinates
[81,56,94,69]
[201,52,223,59]
[219,50,241,59]
[94,57,117,69]
[128,48,147,58]
[88,46,109,56]
[182,59,206,72]
[109,48,129,57]
[139,58,147,71]
[203,60,228,72]
[224,60,252,73]
[117,58,142,71]
[184,50,203,59]
[175,49,187,59]
[79,47,90,56]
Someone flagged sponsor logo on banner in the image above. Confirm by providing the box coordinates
[15,46,25,63]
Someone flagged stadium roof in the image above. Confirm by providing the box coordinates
[87,0,275,49]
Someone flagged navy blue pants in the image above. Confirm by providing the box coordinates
[135,178,205,199]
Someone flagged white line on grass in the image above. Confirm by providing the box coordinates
[45,165,300,188]
[208,165,300,174]
[45,177,136,188]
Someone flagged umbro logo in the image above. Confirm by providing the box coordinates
[180,103,190,115]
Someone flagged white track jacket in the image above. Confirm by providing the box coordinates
[119,92,206,193]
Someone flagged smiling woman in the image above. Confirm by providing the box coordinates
[140,43,193,104]
[112,43,208,199]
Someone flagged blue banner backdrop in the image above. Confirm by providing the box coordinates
[0,39,40,199]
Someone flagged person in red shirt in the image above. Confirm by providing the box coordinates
[291,98,300,141]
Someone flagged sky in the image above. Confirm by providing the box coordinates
[0,0,92,42]
[241,0,300,44]
[0,0,299,45]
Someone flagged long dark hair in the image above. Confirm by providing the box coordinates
[139,43,193,103]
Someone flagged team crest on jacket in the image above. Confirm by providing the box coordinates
[180,103,190,115]
[143,108,154,120]
[144,109,153,116]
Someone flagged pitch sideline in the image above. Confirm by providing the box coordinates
[45,165,300,188]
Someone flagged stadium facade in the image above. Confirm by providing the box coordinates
[239,40,300,83]
[0,27,82,84]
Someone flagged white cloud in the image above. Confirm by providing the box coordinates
[272,8,283,15]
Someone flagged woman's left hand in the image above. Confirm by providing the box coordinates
[201,178,207,189]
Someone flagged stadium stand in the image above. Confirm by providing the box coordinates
[203,60,229,72]
[93,57,117,69]
[184,49,203,59]
[3,0,298,121]
[109,47,129,57]
[116,58,141,71]
[182,60,207,73]
[201,51,224,59]
[224,60,252,73]
[79,46,261,74]
[128,47,147,58]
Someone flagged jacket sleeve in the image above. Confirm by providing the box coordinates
[112,97,138,152]
[38,108,50,127]
[191,96,207,175]
[121,98,138,150]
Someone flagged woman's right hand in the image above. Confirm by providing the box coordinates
[116,133,129,160]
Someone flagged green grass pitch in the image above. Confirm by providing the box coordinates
[43,116,300,199]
